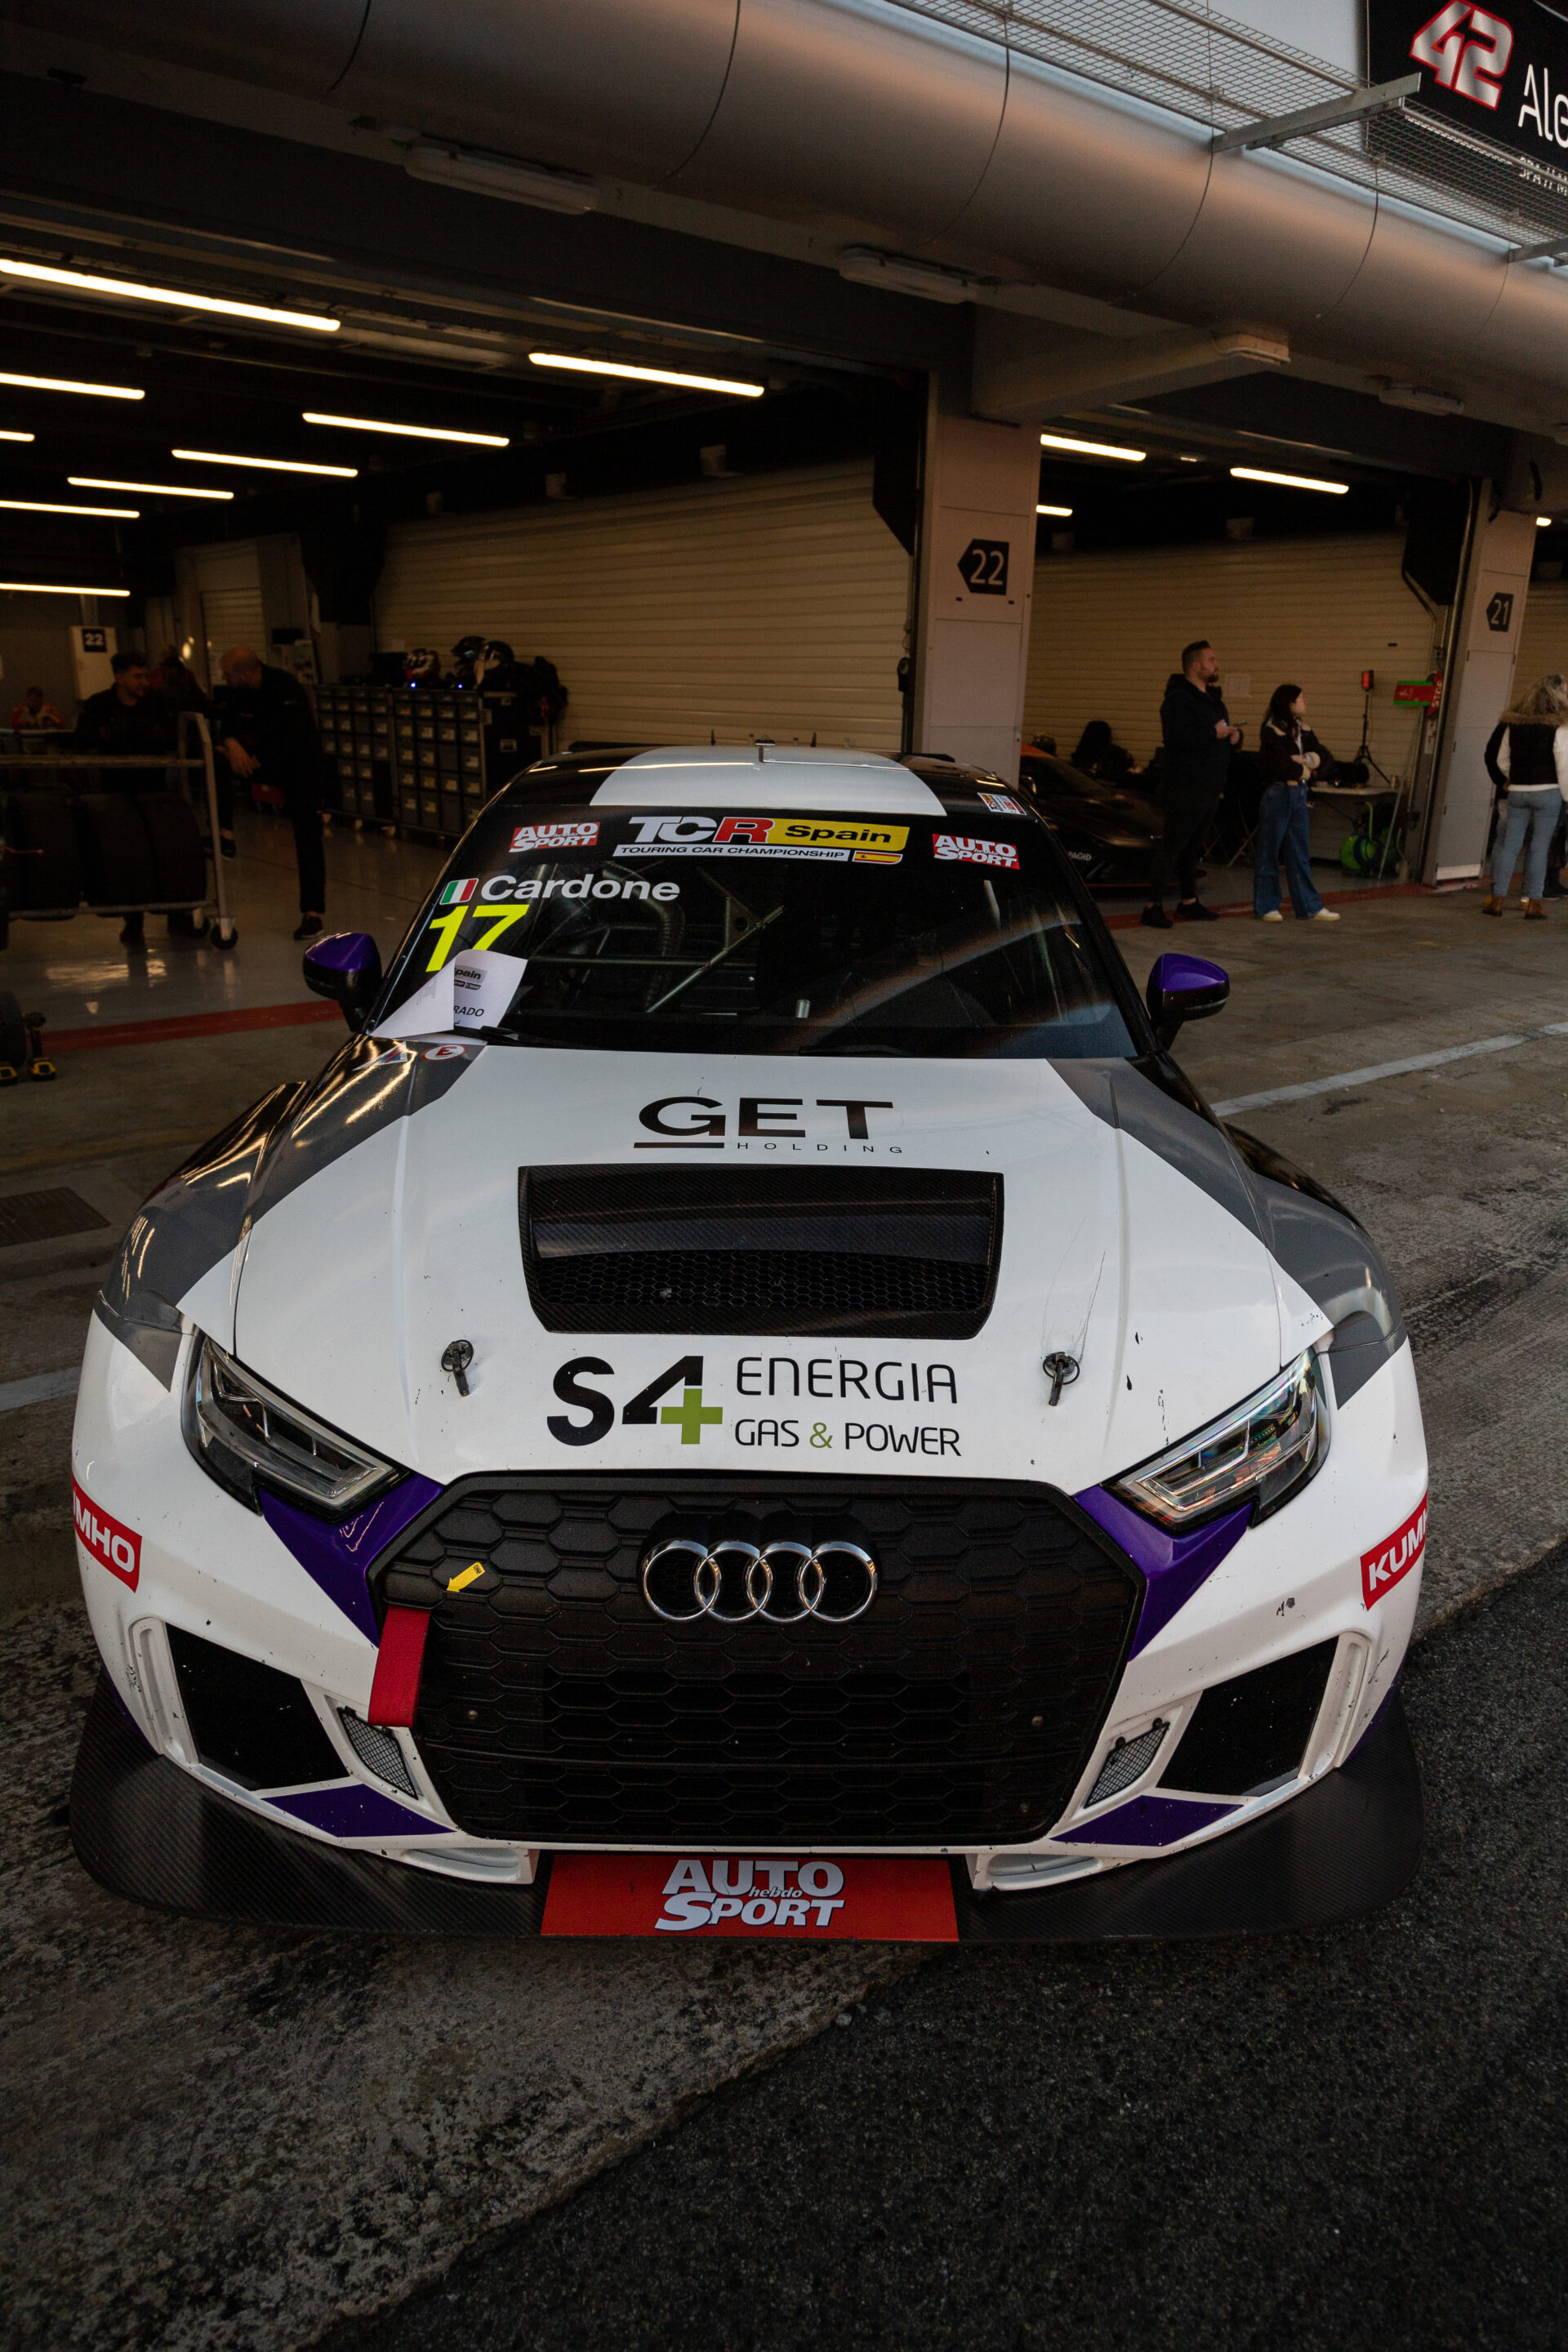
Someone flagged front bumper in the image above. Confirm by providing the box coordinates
[71,1671,1421,1940]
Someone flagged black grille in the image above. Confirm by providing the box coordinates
[378,1474,1141,1847]
[521,1165,1001,1338]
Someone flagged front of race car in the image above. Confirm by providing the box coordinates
[69,746,1427,1936]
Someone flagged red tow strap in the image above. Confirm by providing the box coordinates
[368,1606,431,1726]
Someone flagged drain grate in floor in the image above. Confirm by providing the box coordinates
[0,1188,112,1250]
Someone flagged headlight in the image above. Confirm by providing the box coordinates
[182,1333,399,1518]
[1111,1351,1328,1530]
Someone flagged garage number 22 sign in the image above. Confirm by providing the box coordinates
[958,537,1009,595]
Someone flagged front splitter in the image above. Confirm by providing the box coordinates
[70,1675,1421,1941]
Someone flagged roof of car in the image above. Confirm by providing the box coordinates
[520,745,1027,822]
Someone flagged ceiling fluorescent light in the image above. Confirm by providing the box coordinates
[69,475,233,500]
[0,257,338,333]
[1036,503,1074,516]
[1379,384,1463,416]
[0,430,36,443]
[404,143,600,215]
[0,369,144,401]
[172,448,358,477]
[0,497,139,517]
[302,411,510,447]
[0,581,131,596]
[837,247,981,304]
[1231,464,1348,494]
[528,352,764,398]
[1040,431,1145,462]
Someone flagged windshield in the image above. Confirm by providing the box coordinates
[376,801,1138,1060]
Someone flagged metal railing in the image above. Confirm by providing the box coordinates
[893,0,1568,252]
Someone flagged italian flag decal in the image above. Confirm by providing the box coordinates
[439,876,478,906]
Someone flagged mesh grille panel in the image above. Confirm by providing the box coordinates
[1085,1717,1167,1807]
[378,1473,1141,1848]
[338,1709,420,1797]
[522,1165,1001,1338]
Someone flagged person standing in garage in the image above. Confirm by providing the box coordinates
[1143,639,1240,929]
[74,651,192,949]
[216,644,326,938]
[1482,672,1568,920]
[1254,684,1339,923]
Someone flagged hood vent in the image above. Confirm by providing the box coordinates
[521,1165,1002,1338]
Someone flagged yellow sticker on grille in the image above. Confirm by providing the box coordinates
[447,1561,485,1592]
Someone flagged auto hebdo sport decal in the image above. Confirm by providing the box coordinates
[1361,1494,1428,1609]
[72,1476,140,1589]
[933,832,1020,868]
[617,813,908,863]
[547,1352,963,1457]
[510,820,599,853]
[542,1854,958,1940]
[978,791,1024,815]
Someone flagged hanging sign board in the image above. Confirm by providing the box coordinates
[1369,2,1568,179]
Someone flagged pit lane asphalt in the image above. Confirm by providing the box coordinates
[7,877,1568,2351]
[326,1541,1568,2352]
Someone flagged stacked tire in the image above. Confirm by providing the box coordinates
[74,793,206,907]
[2,792,81,912]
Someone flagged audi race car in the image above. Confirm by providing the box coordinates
[69,746,1425,1942]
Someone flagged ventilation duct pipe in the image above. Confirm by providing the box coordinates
[11,0,1568,415]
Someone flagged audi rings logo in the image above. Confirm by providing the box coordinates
[641,1536,878,1624]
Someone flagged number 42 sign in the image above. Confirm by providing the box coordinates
[958,537,1009,595]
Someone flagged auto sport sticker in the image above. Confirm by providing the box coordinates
[72,1476,140,1589]
[617,813,907,863]
[510,820,599,853]
[1361,1494,1428,1608]
[978,791,1024,814]
[541,1853,959,1940]
[933,832,1020,868]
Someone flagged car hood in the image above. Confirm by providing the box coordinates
[207,1038,1326,1496]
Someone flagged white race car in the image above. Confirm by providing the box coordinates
[70,747,1425,1942]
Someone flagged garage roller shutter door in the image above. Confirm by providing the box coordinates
[201,586,267,682]
[1024,534,1438,780]
[375,461,908,751]
[1516,579,1568,690]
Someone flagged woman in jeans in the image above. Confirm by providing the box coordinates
[1254,684,1340,923]
[1483,673,1568,920]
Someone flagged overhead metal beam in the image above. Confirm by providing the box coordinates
[1212,73,1420,156]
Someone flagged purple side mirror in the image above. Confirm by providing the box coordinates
[1146,951,1228,1047]
[304,931,383,1031]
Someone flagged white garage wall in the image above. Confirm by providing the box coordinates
[375,461,910,751]
[1023,533,1440,777]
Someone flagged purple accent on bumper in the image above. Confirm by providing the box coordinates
[1059,1793,1237,1847]
[268,1783,445,1839]
[260,1474,443,1644]
[1075,1486,1253,1658]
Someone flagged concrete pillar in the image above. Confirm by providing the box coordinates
[911,394,1040,783]
[1425,497,1538,881]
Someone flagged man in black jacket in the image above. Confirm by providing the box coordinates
[75,653,194,948]
[216,645,326,938]
[1143,639,1240,929]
